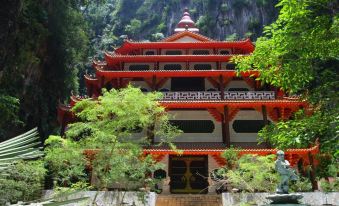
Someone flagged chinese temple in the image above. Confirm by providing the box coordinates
[58,9,318,194]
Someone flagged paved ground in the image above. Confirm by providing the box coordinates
[156,194,222,206]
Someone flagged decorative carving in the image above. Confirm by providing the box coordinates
[162,91,275,101]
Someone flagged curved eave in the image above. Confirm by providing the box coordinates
[143,144,319,155]
[95,69,259,78]
[93,60,107,68]
[159,100,308,109]
[70,95,87,106]
[104,53,241,65]
[115,39,254,54]
[57,103,72,124]
[84,74,98,85]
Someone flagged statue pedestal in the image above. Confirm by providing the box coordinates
[266,193,305,205]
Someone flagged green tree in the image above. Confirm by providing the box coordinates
[45,86,180,191]
[233,0,339,178]
[0,94,20,138]
[125,19,142,39]
[234,0,338,92]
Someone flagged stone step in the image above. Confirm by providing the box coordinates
[156,194,222,206]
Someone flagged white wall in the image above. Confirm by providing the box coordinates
[229,110,271,143]
[172,36,201,42]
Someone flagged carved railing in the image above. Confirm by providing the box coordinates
[162,91,275,101]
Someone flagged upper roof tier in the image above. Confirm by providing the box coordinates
[175,8,199,33]
[115,37,254,55]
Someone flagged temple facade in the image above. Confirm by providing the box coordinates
[58,9,318,194]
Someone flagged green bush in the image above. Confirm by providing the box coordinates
[289,177,313,192]
[320,178,339,192]
[228,155,278,192]
[216,154,278,192]
[0,160,46,205]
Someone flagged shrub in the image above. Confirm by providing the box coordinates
[0,160,46,205]
[228,155,278,192]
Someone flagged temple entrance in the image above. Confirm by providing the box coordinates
[171,77,205,91]
[169,155,208,194]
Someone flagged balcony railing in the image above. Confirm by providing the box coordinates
[162,91,275,101]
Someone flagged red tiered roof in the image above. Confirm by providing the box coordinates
[144,144,320,167]
[94,68,259,79]
[114,39,254,54]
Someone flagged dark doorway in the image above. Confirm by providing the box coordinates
[171,77,205,91]
[169,155,208,194]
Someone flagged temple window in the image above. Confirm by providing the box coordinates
[169,120,215,133]
[232,120,270,133]
[194,64,212,70]
[219,50,231,55]
[164,64,182,70]
[225,63,236,70]
[145,51,155,55]
[160,88,170,92]
[165,50,182,55]
[129,64,150,71]
[192,50,209,55]
[207,88,217,91]
[228,88,249,91]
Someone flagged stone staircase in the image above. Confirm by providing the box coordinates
[156,194,222,206]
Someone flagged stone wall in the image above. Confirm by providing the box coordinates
[43,191,156,206]
[222,192,339,206]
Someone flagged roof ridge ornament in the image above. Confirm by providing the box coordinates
[174,8,199,33]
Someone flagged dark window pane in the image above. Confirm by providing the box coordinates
[170,120,215,133]
[220,50,230,55]
[226,63,236,70]
[165,50,182,55]
[232,120,270,133]
[228,88,249,91]
[194,64,212,70]
[129,64,150,71]
[171,77,205,91]
[164,64,182,70]
[192,50,209,55]
[145,51,155,55]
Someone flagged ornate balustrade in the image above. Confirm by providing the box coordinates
[162,91,275,101]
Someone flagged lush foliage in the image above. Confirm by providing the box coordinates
[320,178,339,192]
[224,154,278,192]
[0,160,46,205]
[45,86,180,190]
[0,0,90,140]
[258,110,338,152]
[0,94,21,138]
[234,0,339,178]
[215,153,314,193]
[234,0,339,92]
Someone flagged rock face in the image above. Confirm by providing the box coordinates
[109,0,279,41]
